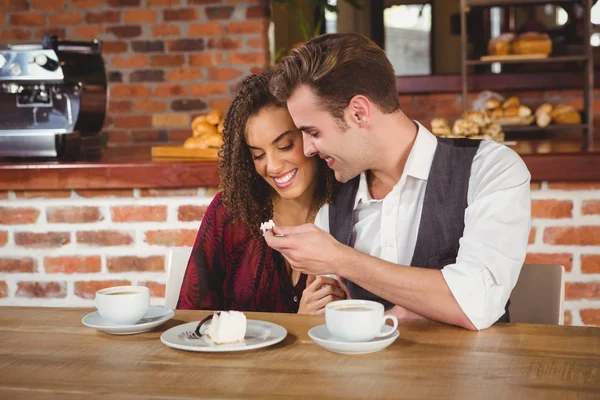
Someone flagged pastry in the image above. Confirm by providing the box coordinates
[503,106,520,118]
[550,105,581,125]
[463,111,488,127]
[489,108,504,121]
[452,118,479,137]
[512,32,552,56]
[431,118,452,136]
[197,311,247,345]
[184,132,224,149]
[485,98,502,110]
[192,121,218,138]
[518,105,532,118]
[502,96,520,109]
[206,109,224,125]
[536,112,552,128]
[535,103,553,116]
[488,33,514,56]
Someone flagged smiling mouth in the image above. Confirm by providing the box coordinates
[272,169,297,187]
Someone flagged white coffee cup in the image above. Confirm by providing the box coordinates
[325,299,398,342]
[95,286,150,325]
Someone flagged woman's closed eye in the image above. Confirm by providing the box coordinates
[252,153,265,161]
[278,142,294,151]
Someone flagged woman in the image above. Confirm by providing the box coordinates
[177,72,346,314]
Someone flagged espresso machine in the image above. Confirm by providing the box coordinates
[0,35,107,159]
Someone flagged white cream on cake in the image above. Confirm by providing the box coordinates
[206,311,247,344]
[260,219,276,235]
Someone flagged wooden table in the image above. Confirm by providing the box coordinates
[0,307,599,399]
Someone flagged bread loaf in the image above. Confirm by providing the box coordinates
[512,32,552,56]
[488,33,514,56]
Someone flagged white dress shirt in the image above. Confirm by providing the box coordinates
[315,122,531,330]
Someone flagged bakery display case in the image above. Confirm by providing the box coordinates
[459,0,594,151]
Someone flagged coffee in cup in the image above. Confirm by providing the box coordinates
[95,286,150,325]
[325,299,398,342]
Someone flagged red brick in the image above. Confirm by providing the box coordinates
[0,258,36,273]
[112,54,148,68]
[139,281,165,297]
[11,13,46,26]
[530,182,541,191]
[190,83,228,97]
[149,0,181,5]
[111,206,167,222]
[47,206,102,223]
[207,37,242,50]
[75,280,132,299]
[107,0,140,6]
[246,5,269,18]
[85,11,120,24]
[152,24,180,37]
[145,229,197,246]
[189,53,223,67]
[529,228,536,244]
[72,0,103,7]
[15,232,70,248]
[226,20,267,34]
[0,191,7,200]
[0,282,7,298]
[228,52,267,65]
[32,0,66,10]
[565,282,600,300]
[134,99,167,113]
[209,98,231,110]
[208,68,242,81]
[17,282,66,298]
[72,26,104,39]
[77,231,134,246]
[580,309,600,326]
[49,12,83,25]
[109,100,133,114]
[168,129,192,142]
[178,205,208,221]
[166,68,203,81]
[164,8,199,21]
[531,200,572,219]
[582,255,600,274]
[107,131,132,144]
[140,188,197,197]
[0,29,31,40]
[132,130,170,142]
[0,0,29,12]
[0,207,40,225]
[206,6,234,20]
[111,84,151,98]
[151,54,186,67]
[524,253,572,272]
[107,256,164,272]
[582,200,600,215]
[45,256,101,274]
[543,227,600,246]
[548,182,600,190]
[188,22,224,36]
[125,9,156,23]
[564,310,572,325]
[113,115,152,129]
[0,231,7,247]
[153,84,188,97]
[107,25,142,38]
[247,37,265,49]
[101,40,128,53]
[152,114,190,128]
[15,190,71,199]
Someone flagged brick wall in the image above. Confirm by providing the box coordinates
[0,0,270,146]
[1,184,600,327]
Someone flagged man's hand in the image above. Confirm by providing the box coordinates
[264,224,348,276]
[297,275,347,315]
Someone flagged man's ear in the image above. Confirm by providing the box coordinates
[347,95,371,127]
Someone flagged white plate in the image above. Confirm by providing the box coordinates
[308,324,399,355]
[82,306,174,335]
[160,320,287,352]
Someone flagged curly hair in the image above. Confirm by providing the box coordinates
[219,72,339,236]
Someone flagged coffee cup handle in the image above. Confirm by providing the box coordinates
[377,315,398,337]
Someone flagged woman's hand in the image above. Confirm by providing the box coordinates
[297,275,347,315]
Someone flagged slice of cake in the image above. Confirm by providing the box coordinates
[202,311,247,344]
[260,219,275,235]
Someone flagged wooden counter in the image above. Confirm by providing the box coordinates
[0,146,599,191]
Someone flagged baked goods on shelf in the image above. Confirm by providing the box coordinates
[487,32,552,57]
[186,109,225,150]
[535,103,582,126]
[430,113,505,143]
[485,96,534,126]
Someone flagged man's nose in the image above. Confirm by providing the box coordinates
[303,133,318,157]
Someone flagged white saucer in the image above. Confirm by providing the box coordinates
[308,324,399,355]
[82,306,175,335]
[160,320,287,352]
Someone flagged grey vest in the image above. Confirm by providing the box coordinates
[328,137,509,323]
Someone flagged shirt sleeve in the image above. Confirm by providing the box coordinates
[314,204,330,233]
[177,192,226,310]
[441,142,531,330]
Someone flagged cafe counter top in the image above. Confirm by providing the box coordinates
[1,146,599,191]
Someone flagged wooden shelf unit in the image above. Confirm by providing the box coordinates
[459,0,595,151]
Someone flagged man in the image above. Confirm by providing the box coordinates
[265,33,531,331]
